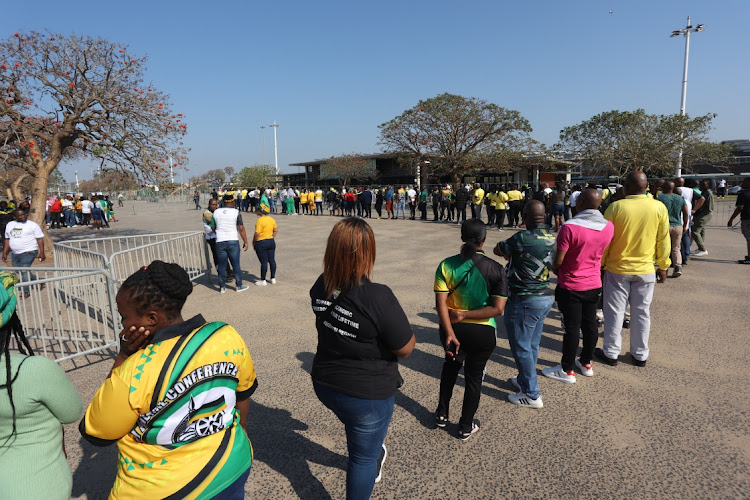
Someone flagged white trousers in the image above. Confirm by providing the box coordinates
[602,270,655,361]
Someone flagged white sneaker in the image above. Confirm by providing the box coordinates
[270,278,276,284]
[255,280,267,286]
[692,250,708,257]
[508,391,543,409]
[576,359,594,377]
[542,365,576,384]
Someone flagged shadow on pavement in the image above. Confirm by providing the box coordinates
[71,438,118,499]
[245,400,346,500]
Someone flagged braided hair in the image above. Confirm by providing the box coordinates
[119,261,193,318]
[460,219,487,261]
[1,312,33,446]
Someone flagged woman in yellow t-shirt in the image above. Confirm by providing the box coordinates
[300,191,309,215]
[252,203,278,286]
[495,189,509,230]
[308,191,316,214]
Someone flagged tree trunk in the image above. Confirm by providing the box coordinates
[10,174,28,203]
[28,171,55,260]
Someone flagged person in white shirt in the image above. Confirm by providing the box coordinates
[2,209,46,288]
[80,196,94,226]
[210,195,249,293]
[61,196,75,227]
[407,187,417,220]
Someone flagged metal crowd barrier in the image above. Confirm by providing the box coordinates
[0,232,211,365]
[2,267,119,365]
[54,231,210,285]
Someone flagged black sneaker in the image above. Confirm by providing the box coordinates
[629,354,647,367]
[594,348,618,366]
[622,318,630,329]
[435,413,448,428]
[374,444,387,483]
[738,258,750,265]
[457,419,480,441]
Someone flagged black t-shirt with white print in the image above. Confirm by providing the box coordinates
[310,275,412,400]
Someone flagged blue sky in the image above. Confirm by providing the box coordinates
[4,0,748,181]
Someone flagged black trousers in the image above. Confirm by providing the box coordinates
[556,286,601,371]
[374,203,382,217]
[437,322,496,433]
[508,201,522,226]
[432,204,439,220]
[418,201,427,219]
[409,202,416,219]
[496,209,506,229]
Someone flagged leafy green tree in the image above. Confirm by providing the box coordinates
[556,109,728,179]
[378,93,532,187]
[200,168,226,186]
[234,164,275,188]
[320,153,377,186]
[0,30,188,244]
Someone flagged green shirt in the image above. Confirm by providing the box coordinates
[497,226,556,298]
[434,251,508,327]
[658,193,686,227]
[0,354,83,499]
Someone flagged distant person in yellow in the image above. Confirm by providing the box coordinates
[471,183,485,221]
[495,187,509,231]
[79,261,257,499]
[253,203,278,286]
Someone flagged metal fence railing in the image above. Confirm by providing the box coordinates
[3,267,119,365]
[54,231,210,285]
[0,232,211,365]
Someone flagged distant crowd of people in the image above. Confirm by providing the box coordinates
[1,174,748,499]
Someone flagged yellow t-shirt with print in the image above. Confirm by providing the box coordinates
[300,192,308,204]
[81,317,257,500]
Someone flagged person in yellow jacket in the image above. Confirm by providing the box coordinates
[300,190,309,215]
[307,190,316,214]
[506,184,523,227]
[471,183,485,221]
[596,171,670,368]
[495,188,509,231]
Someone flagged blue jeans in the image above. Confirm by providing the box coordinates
[254,239,276,281]
[216,240,242,288]
[211,466,250,499]
[11,250,38,283]
[680,227,691,263]
[314,382,394,500]
[64,210,76,227]
[504,294,554,399]
[396,200,406,218]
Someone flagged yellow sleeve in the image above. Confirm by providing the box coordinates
[254,218,262,235]
[236,342,258,400]
[82,370,139,441]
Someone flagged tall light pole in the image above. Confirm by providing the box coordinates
[269,121,280,175]
[169,154,174,183]
[260,125,267,166]
[671,16,705,177]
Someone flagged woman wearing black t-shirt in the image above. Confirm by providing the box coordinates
[310,217,415,500]
[434,219,508,440]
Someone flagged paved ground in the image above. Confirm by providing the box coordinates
[54,201,750,499]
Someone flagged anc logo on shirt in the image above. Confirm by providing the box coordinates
[131,362,239,447]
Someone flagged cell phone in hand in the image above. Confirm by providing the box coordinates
[445,342,458,361]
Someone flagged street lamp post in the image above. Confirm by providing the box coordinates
[260,125,267,166]
[269,121,280,175]
[671,16,705,178]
